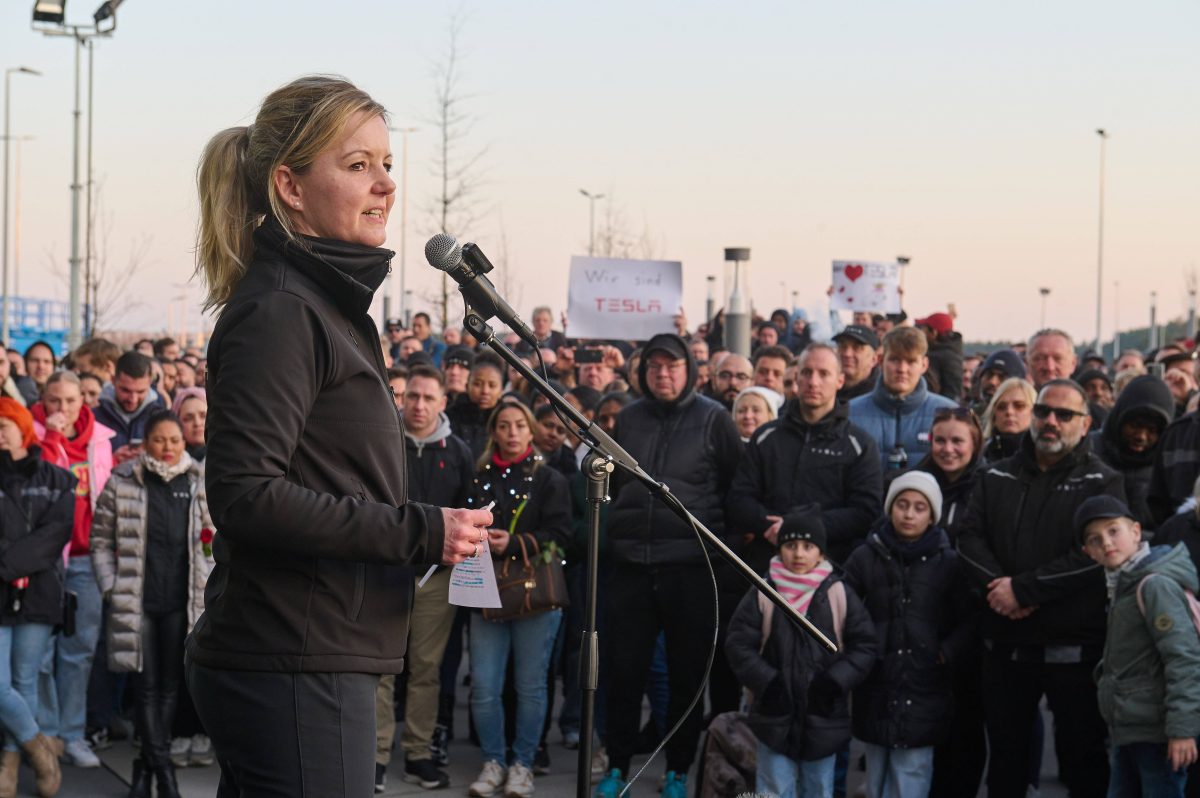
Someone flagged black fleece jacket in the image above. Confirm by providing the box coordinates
[956,434,1124,648]
[727,400,882,568]
[189,221,445,674]
[0,448,76,626]
[1089,375,1174,530]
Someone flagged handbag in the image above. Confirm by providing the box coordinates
[482,531,569,623]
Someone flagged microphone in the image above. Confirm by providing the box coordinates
[424,234,538,348]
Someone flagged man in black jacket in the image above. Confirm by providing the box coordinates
[832,325,879,404]
[1088,374,1173,530]
[374,365,475,791]
[1149,409,1200,524]
[957,379,1125,797]
[728,343,882,571]
[602,333,742,791]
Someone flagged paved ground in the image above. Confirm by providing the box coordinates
[21,680,1070,797]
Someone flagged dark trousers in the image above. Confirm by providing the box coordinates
[603,562,715,776]
[186,662,378,798]
[136,611,186,769]
[982,648,1109,797]
[930,650,987,797]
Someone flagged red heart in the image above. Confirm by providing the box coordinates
[847,297,854,303]
[845,264,864,282]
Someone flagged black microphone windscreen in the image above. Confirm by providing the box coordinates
[424,234,461,272]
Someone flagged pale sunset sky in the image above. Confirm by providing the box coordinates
[2,1,1197,345]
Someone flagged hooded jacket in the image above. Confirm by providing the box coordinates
[849,377,958,473]
[727,400,882,569]
[0,448,76,627]
[925,331,964,402]
[1096,543,1200,745]
[404,412,474,509]
[32,402,115,555]
[1090,375,1174,530]
[608,333,743,565]
[187,220,445,674]
[724,572,876,761]
[93,383,166,451]
[956,434,1125,649]
[446,393,493,459]
[841,523,977,748]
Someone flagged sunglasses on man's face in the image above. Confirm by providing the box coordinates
[1032,403,1088,423]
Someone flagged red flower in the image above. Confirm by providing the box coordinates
[200,528,214,545]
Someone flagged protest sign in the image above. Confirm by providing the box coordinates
[830,261,902,313]
[567,256,682,341]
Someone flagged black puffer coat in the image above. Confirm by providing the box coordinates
[900,453,981,542]
[727,401,882,569]
[724,573,876,761]
[1089,375,1174,530]
[842,524,976,748]
[445,394,493,459]
[608,335,743,565]
[0,448,77,626]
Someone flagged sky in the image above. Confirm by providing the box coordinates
[1,0,1197,346]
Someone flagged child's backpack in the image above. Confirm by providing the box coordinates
[1134,575,1200,639]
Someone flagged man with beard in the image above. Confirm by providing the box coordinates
[707,353,753,411]
[957,379,1124,797]
[728,344,881,572]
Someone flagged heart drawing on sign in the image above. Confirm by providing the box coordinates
[844,264,864,282]
[838,286,845,293]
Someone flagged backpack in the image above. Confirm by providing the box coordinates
[1134,574,1200,639]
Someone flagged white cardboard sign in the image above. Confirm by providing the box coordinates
[830,261,901,313]
[567,256,682,341]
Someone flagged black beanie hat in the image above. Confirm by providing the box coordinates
[777,504,827,553]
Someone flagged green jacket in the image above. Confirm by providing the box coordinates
[1096,543,1200,745]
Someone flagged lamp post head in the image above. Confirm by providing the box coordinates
[15,67,43,76]
[32,0,66,24]
[93,0,123,23]
[724,248,750,262]
[1096,128,1107,138]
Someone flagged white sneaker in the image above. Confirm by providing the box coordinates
[590,746,609,782]
[504,762,534,798]
[190,734,214,766]
[170,737,191,767]
[469,760,507,797]
[64,738,101,768]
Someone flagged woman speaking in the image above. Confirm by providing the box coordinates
[185,75,491,796]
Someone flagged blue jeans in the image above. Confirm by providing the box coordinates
[757,741,835,798]
[0,623,53,750]
[863,744,934,798]
[1109,742,1189,798]
[38,555,103,742]
[469,609,560,767]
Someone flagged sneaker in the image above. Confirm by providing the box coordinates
[468,761,507,797]
[404,757,450,790]
[375,762,387,794]
[504,762,534,798]
[589,747,609,782]
[190,734,215,766]
[85,727,111,752]
[532,745,550,775]
[660,771,687,798]
[593,769,626,798]
[63,738,101,769]
[430,724,450,767]
[169,737,191,768]
[562,731,580,750]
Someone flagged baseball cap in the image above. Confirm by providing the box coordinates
[833,325,879,349]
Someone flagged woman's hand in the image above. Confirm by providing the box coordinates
[441,507,493,565]
[763,515,783,546]
[487,528,511,556]
[1169,738,1198,771]
[44,411,69,435]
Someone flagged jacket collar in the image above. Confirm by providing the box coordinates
[254,217,393,318]
[783,397,847,435]
[869,375,931,414]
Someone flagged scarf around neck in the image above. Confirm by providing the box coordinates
[141,450,194,484]
[769,556,834,616]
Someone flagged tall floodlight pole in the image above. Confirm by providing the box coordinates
[579,188,604,257]
[33,0,124,349]
[1095,128,1109,352]
[3,67,41,346]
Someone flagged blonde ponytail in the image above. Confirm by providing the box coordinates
[194,75,387,312]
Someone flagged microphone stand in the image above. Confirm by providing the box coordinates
[461,313,836,798]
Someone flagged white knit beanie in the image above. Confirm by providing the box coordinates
[885,471,943,525]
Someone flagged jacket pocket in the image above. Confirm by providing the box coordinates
[349,563,366,623]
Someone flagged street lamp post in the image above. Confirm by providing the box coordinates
[1039,287,1051,329]
[705,275,715,327]
[724,247,751,356]
[32,0,123,349]
[3,66,41,346]
[579,188,604,257]
[1095,129,1109,352]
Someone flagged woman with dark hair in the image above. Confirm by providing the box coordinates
[186,75,489,795]
[465,402,570,798]
[447,354,507,458]
[91,411,213,797]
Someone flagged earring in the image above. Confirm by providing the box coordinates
[294,201,301,209]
